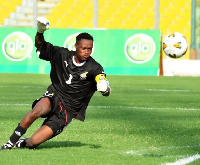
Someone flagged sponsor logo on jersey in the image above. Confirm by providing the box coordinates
[2,31,33,61]
[44,91,54,97]
[124,33,156,64]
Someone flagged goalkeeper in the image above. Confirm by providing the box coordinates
[1,17,111,150]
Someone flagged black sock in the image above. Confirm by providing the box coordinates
[9,124,26,144]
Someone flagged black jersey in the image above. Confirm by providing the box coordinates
[38,41,104,121]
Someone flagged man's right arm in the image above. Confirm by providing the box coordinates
[35,32,45,51]
[35,17,49,51]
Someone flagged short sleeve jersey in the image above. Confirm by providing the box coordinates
[38,41,105,121]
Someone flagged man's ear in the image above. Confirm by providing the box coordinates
[75,43,78,49]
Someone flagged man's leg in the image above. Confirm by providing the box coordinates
[20,97,51,129]
[24,125,53,149]
[1,98,51,150]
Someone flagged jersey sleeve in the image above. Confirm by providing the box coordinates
[93,63,106,79]
[37,41,59,61]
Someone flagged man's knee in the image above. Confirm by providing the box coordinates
[29,108,42,119]
[26,137,40,149]
[26,125,53,149]
[30,98,51,118]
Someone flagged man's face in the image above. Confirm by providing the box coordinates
[74,39,93,63]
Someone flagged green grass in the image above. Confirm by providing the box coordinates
[0,73,200,165]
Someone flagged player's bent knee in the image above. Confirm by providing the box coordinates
[29,109,42,119]
[31,98,51,117]
[27,137,41,148]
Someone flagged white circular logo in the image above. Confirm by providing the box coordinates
[2,31,33,61]
[124,33,156,64]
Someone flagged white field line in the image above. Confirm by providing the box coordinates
[124,145,200,164]
[124,144,200,156]
[89,106,199,111]
[145,89,200,92]
[0,103,31,106]
[0,104,199,111]
[0,85,44,89]
[123,145,200,155]
[1,86,199,92]
[164,154,200,165]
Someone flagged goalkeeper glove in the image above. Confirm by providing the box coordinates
[37,17,49,33]
[97,80,109,92]
[95,74,110,93]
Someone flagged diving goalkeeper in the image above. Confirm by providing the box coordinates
[1,17,111,149]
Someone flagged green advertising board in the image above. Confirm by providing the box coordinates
[0,28,161,75]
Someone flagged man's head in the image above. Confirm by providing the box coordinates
[76,32,93,44]
[74,32,94,63]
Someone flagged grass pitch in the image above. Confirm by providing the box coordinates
[0,73,200,165]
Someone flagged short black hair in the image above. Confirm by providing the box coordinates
[76,32,93,43]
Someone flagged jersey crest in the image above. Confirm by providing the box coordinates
[80,71,88,80]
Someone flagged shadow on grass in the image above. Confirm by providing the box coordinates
[38,140,101,149]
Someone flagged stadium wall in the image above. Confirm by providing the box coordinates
[0,27,161,76]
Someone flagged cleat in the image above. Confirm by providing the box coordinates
[0,140,14,150]
[15,138,26,148]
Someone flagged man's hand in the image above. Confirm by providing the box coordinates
[95,74,110,96]
[37,17,49,33]
[97,80,109,92]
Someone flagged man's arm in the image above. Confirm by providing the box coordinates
[101,86,111,96]
[35,17,49,51]
[35,32,45,51]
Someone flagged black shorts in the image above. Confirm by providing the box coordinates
[32,85,73,137]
